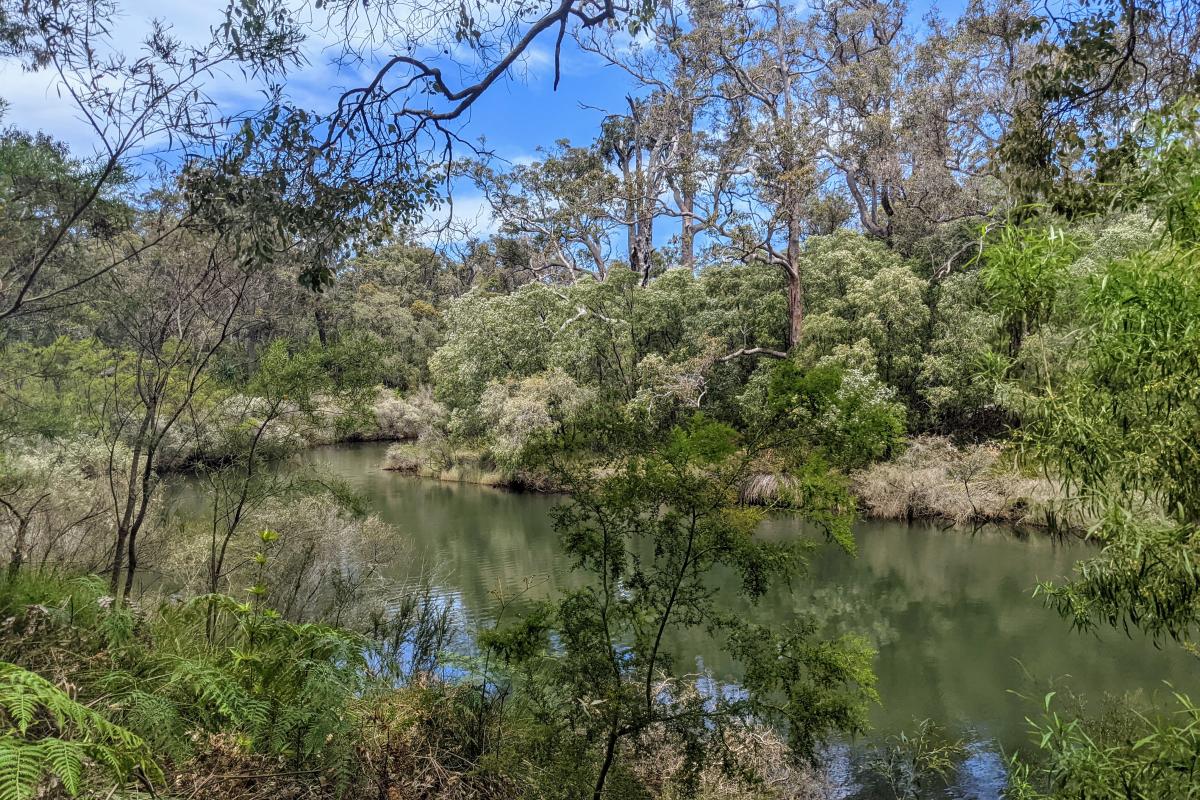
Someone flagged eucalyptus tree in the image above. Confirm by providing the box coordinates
[428,283,565,419]
[806,0,1021,251]
[331,244,462,389]
[0,0,304,322]
[999,0,1200,213]
[474,75,716,285]
[469,142,621,282]
[595,103,667,284]
[283,0,661,290]
[454,235,543,293]
[704,0,825,352]
[579,0,838,351]
[578,2,737,275]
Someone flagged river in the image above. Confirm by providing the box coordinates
[188,442,1200,798]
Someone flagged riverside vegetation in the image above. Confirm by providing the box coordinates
[1,0,1199,798]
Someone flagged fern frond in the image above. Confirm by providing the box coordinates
[0,663,162,797]
[0,663,54,734]
[37,738,84,795]
[0,737,42,800]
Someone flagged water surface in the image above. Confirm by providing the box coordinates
[226,443,1200,797]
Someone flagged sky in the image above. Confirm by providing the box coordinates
[0,0,964,239]
[0,0,641,237]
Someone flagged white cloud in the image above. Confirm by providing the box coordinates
[0,69,93,148]
[417,192,498,244]
[513,43,552,81]
[0,0,354,153]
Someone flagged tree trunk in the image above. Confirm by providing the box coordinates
[637,222,653,287]
[626,215,638,276]
[314,305,330,347]
[109,525,128,596]
[619,153,639,279]
[7,515,30,581]
[680,199,695,272]
[122,530,138,600]
[786,272,804,350]
[785,203,804,349]
[592,728,620,800]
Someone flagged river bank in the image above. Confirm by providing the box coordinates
[154,380,1069,533]
[379,435,1074,530]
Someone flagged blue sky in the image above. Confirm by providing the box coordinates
[0,0,965,236]
[0,1,635,234]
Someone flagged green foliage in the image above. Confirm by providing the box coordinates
[1017,216,1200,642]
[1005,103,1200,797]
[423,226,1011,465]
[0,571,367,790]
[245,338,328,415]
[767,363,842,416]
[0,570,479,799]
[322,243,461,389]
[1126,102,1200,248]
[1034,247,1200,525]
[0,574,121,654]
[1038,513,1200,644]
[864,718,967,799]
[799,232,931,398]
[0,338,112,440]
[1008,691,1200,800]
[996,2,1192,214]
[728,621,877,759]
[482,415,876,798]
[123,595,365,763]
[0,661,161,800]
[765,363,907,471]
[919,271,1005,435]
[981,221,1080,354]
[479,369,595,469]
[0,126,134,327]
[429,285,561,419]
[694,263,788,353]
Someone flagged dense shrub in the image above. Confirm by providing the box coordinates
[373,385,449,441]
[163,495,402,626]
[0,437,147,576]
[479,369,594,467]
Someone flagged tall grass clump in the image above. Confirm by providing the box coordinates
[850,436,1064,526]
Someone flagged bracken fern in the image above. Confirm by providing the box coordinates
[0,661,161,800]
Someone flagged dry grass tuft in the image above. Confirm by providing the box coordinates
[382,444,561,492]
[383,443,424,473]
[354,685,520,800]
[850,436,1065,526]
[625,677,834,800]
[739,473,802,506]
[631,719,833,800]
[171,732,326,800]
